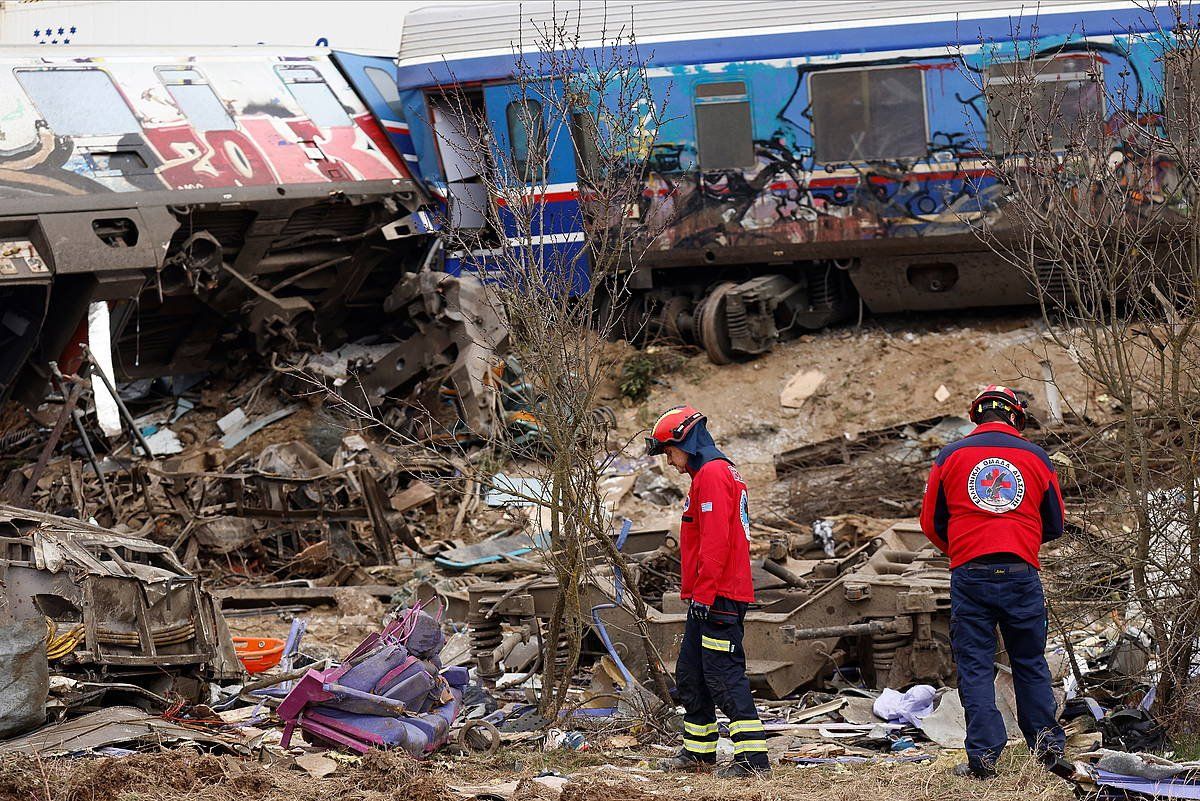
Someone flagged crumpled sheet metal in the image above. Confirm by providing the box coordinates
[312,270,508,436]
[0,706,245,756]
[1091,770,1200,799]
[0,505,241,677]
[0,510,175,577]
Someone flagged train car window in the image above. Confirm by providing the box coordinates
[1166,51,1200,146]
[15,68,140,137]
[506,99,546,181]
[364,66,407,121]
[985,56,1102,152]
[275,65,352,128]
[694,81,755,169]
[569,111,600,176]
[810,68,926,163]
[157,67,234,132]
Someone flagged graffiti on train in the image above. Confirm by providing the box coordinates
[0,54,404,199]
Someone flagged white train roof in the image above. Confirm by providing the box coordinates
[398,0,1140,67]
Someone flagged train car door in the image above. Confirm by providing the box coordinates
[331,51,423,181]
[481,81,589,293]
[425,90,491,231]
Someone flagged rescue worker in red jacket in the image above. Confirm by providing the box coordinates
[646,405,769,778]
[919,386,1069,780]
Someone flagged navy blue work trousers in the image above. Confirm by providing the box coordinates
[675,597,769,768]
[950,564,1065,771]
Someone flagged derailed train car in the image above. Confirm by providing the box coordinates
[370,0,1174,362]
[0,46,433,404]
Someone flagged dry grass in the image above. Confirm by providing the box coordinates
[0,743,1076,801]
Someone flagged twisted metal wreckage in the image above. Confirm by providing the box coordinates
[0,502,955,738]
[461,520,954,700]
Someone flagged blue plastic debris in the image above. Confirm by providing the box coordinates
[1094,770,1200,799]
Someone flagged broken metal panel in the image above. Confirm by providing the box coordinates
[302,270,509,436]
[0,506,241,680]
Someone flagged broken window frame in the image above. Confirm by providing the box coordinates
[275,64,352,128]
[156,66,236,132]
[694,79,756,170]
[14,66,142,137]
[984,53,1106,154]
[809,65,929,164]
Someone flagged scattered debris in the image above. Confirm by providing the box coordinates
[632,469,682,506]
[0,705,248,757]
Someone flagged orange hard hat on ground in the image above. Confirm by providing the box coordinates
[969,385,1027,428]
[646,405,706,455]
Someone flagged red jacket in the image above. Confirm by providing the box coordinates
[679,459,755,605]
[919,421,1065,569]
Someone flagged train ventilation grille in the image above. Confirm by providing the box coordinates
[1035,262,1071,302]
[280,203,373,237]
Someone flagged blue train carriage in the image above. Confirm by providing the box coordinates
[348,1,1172,363]
[337,41,590,296]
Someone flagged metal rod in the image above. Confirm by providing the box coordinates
[783,618,900,642]
[48,362,118,516]
[18,362,83,506]
[71,408,117,515]
[81,345,154,458]
[761,558,810,588]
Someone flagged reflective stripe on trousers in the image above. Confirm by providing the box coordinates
[674,597,769,769]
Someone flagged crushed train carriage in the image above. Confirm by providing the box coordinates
[357,0,1182,362]
[0,46,443,407]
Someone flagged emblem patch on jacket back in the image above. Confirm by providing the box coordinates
[967,457,1026,513]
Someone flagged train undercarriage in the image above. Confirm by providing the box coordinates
[608,237,1043,362]
[456,520,954,699]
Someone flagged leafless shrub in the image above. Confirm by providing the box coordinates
[301,2,678,714]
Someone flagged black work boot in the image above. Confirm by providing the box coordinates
[1040,753,1076,781]
[953,762,997,780]
[658,749,713,772]
[715,760,771,779]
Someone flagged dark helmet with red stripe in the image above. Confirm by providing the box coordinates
[969,384,1027,430]
[645,405,705,455]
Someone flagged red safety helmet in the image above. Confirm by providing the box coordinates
[646,405,706,455]
[969,384,1027,429]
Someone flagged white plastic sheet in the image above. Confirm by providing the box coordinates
[87,301,122,437]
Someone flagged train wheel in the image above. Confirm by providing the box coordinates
[698,282,737,364]
[596,290,644,343]
[661,295,692,344]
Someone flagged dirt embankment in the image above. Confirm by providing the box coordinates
[614,312,1095,511]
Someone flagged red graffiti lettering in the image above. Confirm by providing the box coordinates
[142,122,277,188]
